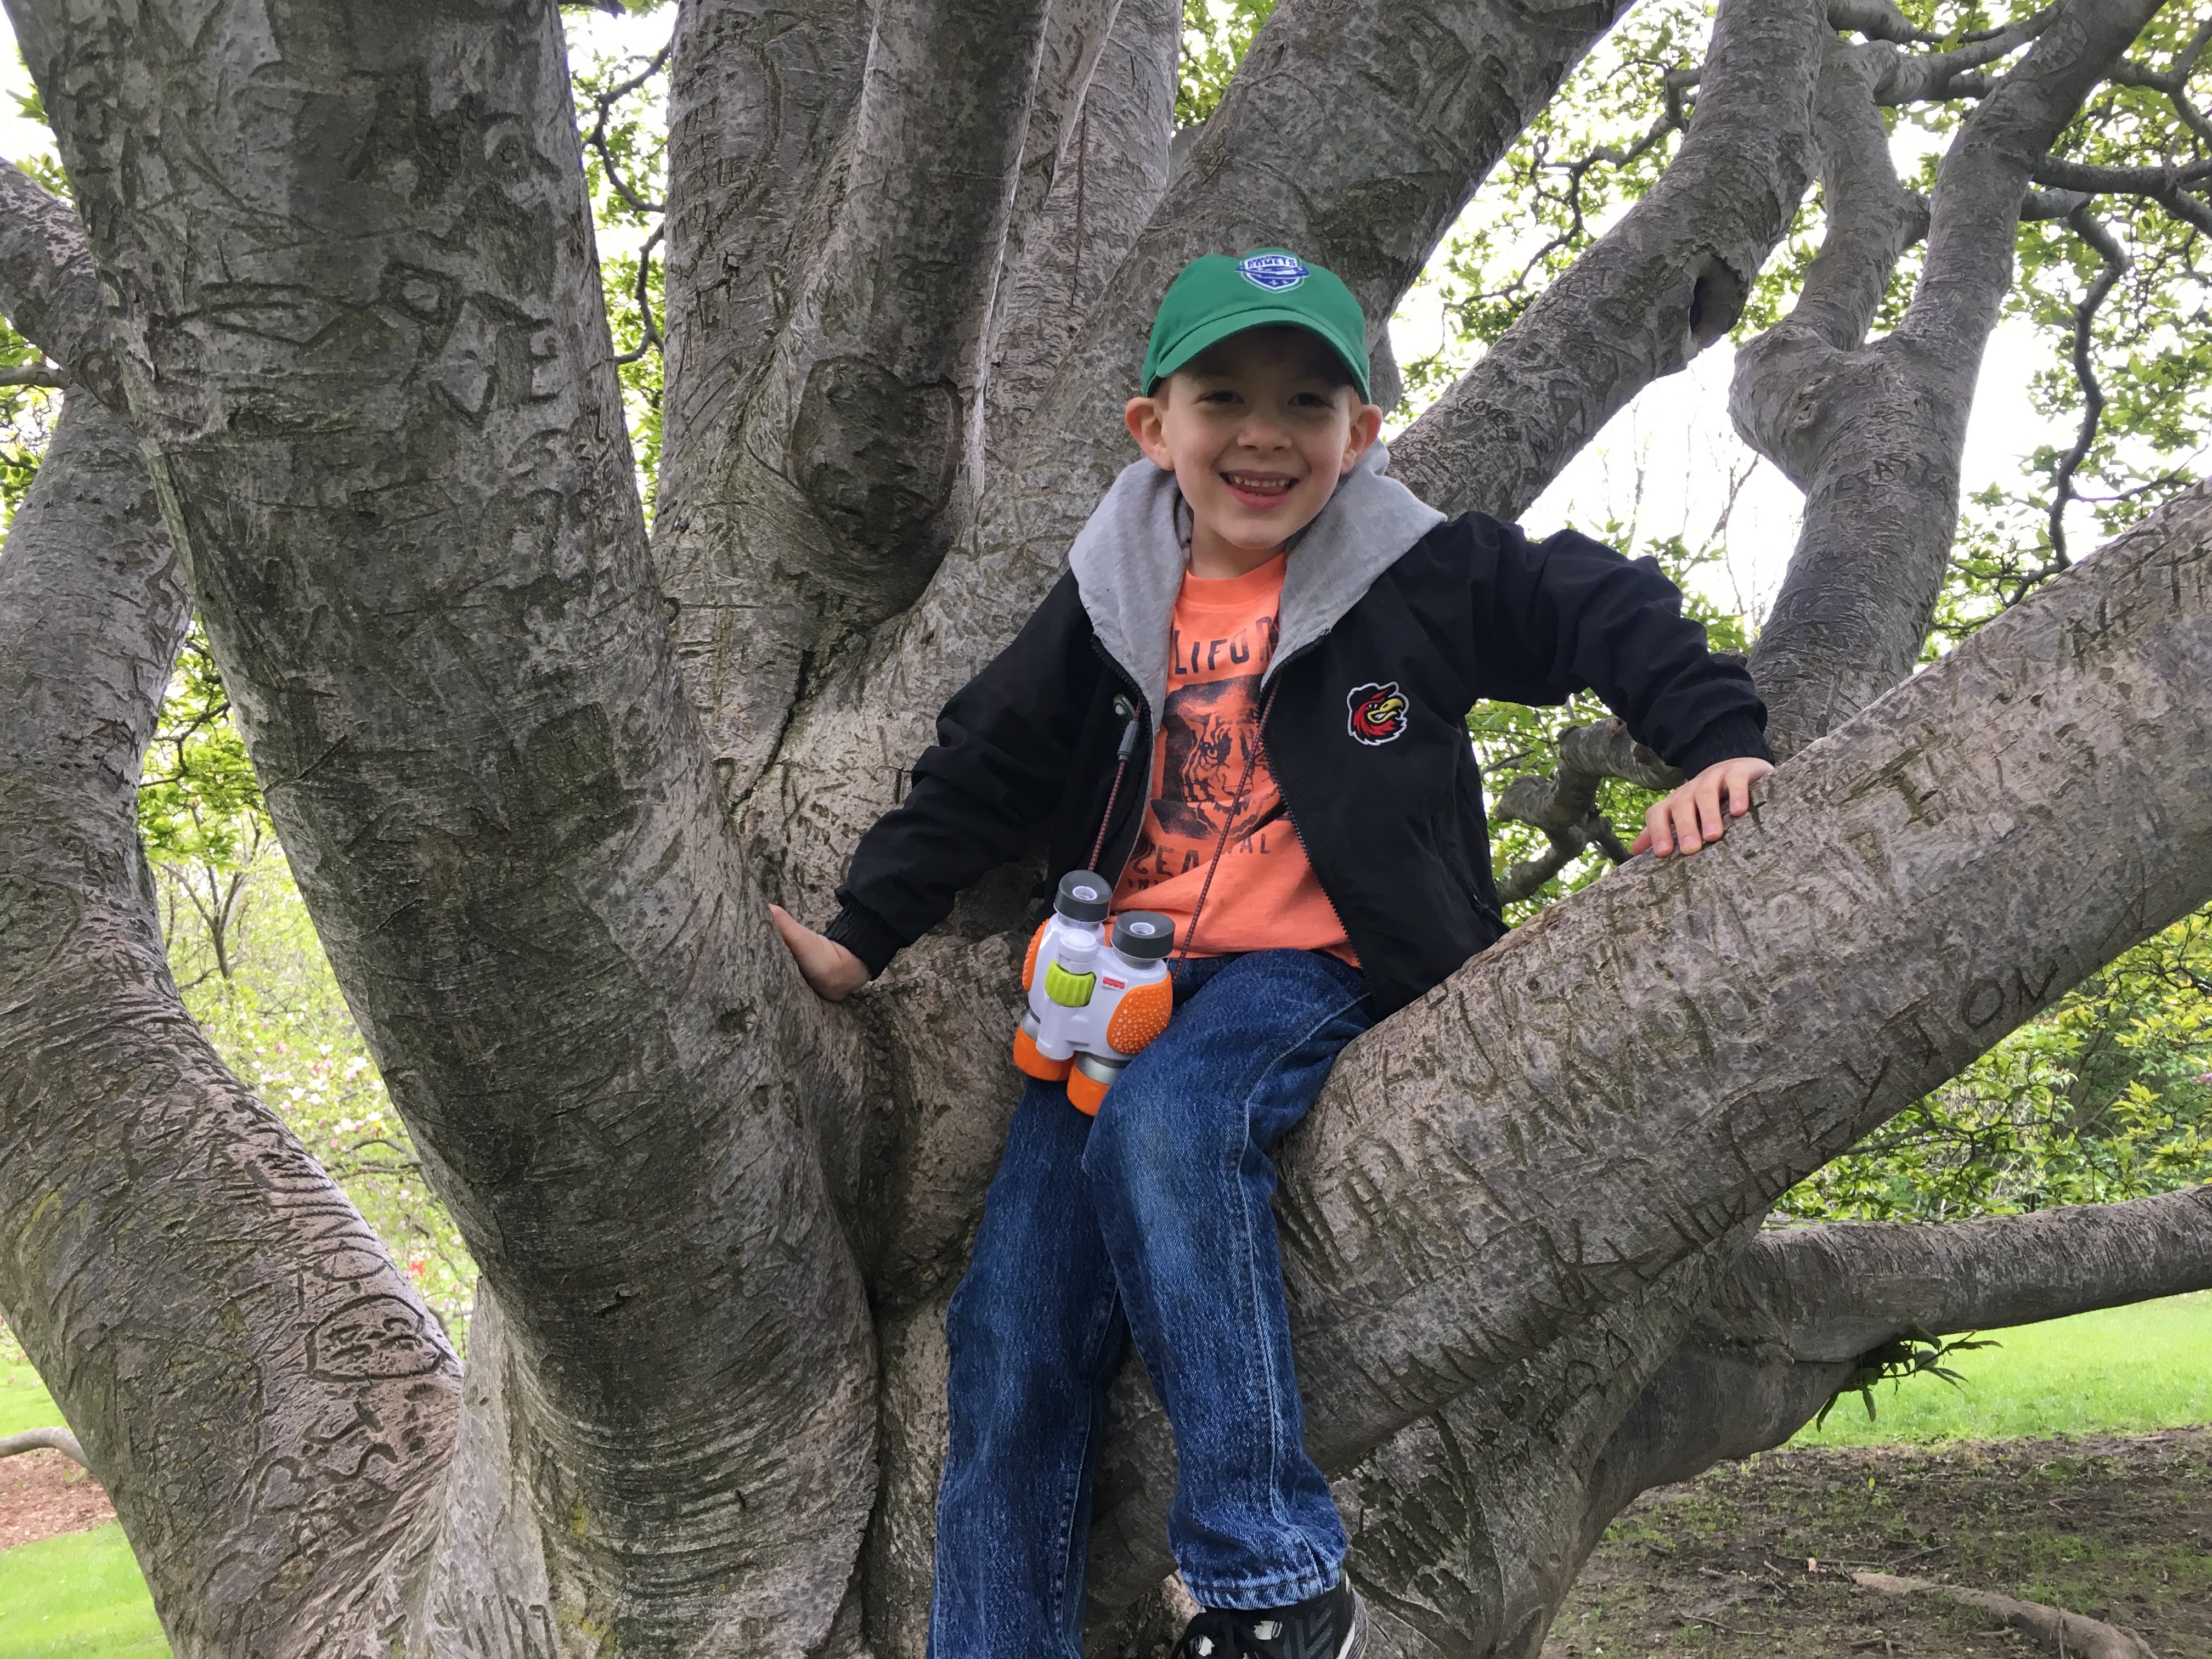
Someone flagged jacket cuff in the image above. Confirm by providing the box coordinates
[1669,712,1774,780]
[823,900,906,979]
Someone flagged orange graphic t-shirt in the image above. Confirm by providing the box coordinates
[1110,555,1356,963]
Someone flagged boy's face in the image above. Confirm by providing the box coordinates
[1124,327,1384,558]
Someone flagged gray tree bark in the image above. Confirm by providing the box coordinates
[0,1,2204,1656]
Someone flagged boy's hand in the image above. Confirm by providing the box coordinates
[769,904,872,1002]
[1631,756,1774,859]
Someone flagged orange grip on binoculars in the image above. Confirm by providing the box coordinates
[1066,1066,1109,1116]
[1012,1024,1070,1082]
[1022,921,1048,993]
[1105,977,1173,1057]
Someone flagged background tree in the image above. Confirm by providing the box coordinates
[0,3,2208,1658]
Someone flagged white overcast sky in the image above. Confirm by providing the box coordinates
[0,10,2071,629]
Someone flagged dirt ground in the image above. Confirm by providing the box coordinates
[1544,1429,2211,1658]
[0,1446,116,1549]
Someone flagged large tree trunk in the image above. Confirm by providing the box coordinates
[0,0,2204,1655]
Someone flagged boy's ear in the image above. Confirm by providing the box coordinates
[1125,393,1173,469]
[1339,400,1385,476]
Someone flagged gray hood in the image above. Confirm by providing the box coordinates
[1066,442,1447,724]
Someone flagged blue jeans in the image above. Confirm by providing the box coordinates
[928,948,1375,1658]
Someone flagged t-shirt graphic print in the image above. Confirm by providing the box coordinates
[1110,552,1355,963]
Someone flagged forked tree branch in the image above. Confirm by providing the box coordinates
[653,0,1085,799]
[1492,718,1678,904]
[1869,7,2057,105]
[1390,0,1827,520]
[1736,0,2163,759]
[0,393,459,1656]
[2112,13,2212,144]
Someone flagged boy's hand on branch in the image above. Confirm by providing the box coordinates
[769,905,871,1002]
[1631,756,1774,859]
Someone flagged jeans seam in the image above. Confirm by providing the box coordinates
[1046,1272,1122,1656]
[1231,981,1369,1597]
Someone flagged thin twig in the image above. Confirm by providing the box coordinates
[613,222,664,366]
[2039,206,2131,585]
[584,42,672,218]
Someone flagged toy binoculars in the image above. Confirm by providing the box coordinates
[1013,871,1176,1115]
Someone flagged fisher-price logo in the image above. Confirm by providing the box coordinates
[1346,682,1409,746]
[1239,252,1308,291]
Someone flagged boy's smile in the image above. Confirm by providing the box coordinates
[1126,326,1384,579]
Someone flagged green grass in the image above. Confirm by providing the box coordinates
[0,1526,168,1656]
[1791,1288,2212,1446]
[0,1357,64,1441]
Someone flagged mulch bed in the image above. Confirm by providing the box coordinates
[0,1447,116,1549]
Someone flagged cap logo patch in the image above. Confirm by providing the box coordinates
[1347,681,1409,746]
[1239,252,1308,292]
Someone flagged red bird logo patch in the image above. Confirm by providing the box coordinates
[1346,682,1409,746]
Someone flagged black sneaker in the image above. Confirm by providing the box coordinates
[1170,1575,1365,1659]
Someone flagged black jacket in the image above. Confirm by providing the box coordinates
[827,510,1770,1017]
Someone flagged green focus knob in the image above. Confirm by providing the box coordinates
[1044,961,1096,1007]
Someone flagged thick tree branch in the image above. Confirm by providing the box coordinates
[979,0,1180,493]
[16,3,878,1647]
[1737,0,2163,759]
[1391,0,1827,520]
[1905,3,2164,355]
[0,1426,88,1467]
[657,0,871,458]
[654,0,1075,799]
[1713,1187,2212,1363]
[2032,154,2212,233]
[0,393,459,1656]
[0,161,121,407]
[1825,0,1939,44]
[1082,478,2212,1609]
[1579,1179,2212,1579]
[989,0,1140,377]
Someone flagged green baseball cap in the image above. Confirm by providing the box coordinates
[1141,248,1371,402]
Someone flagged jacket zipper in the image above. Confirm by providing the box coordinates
[1086,697,1142,871]
[1087,644,1153,893]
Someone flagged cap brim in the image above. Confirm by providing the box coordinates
[1146,309,1370,402]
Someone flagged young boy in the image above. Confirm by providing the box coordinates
[772,250,1774,1659]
